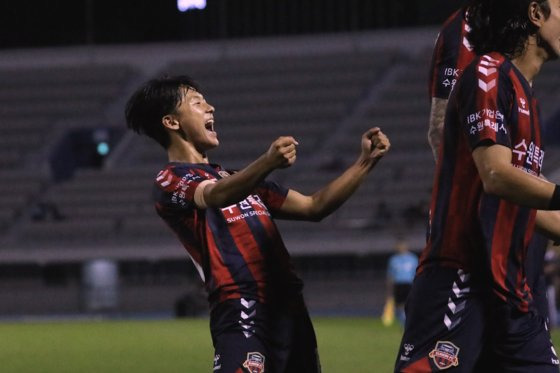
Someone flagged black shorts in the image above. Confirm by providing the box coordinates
[395,267,487,372]
[526,232,549,321]
[475,306,559,373]
[394,283,412,305]
[210,296,321,373]
[395,266,560,373]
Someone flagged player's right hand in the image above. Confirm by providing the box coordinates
[266,136,298,169]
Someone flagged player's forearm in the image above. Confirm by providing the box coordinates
[474,144,560,210]
[307,158,374,220]
[535,210,560,241]
[428,98,448,161]
[203,154,274,207]
[480,162,557,209]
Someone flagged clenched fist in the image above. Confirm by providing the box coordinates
[265,136,299,169]
[362,127,390,162]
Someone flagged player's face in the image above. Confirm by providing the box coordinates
[174,88,218,151]
[538,0,560,60]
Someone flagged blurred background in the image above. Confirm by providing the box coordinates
[1,0,560,321]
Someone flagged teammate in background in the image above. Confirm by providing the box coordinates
[396,0,560,371]
[428,2,559,329]
[125,75,390,373]
[427,4,475,161]
[386,240,418,324]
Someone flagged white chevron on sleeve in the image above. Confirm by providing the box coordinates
[478,79,496,92]
[463,36,473,51]
[478,66,497,76]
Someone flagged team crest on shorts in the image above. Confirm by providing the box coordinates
[429,341,460,370]
[243,352,265,373]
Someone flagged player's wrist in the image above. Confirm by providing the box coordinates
[549,185,560,210]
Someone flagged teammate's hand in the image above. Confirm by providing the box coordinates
[362,127,390,161]
[265,136,298,169]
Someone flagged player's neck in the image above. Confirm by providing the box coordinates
[167,142,209,164]
[511,37,546,86]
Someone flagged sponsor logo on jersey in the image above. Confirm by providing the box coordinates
[222,195,271,223]
[429,341,460,370]
[243,352,265,373]
[518,97,530,116]
[512,139,544,172]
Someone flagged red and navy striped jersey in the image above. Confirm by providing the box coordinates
[153,162,303,308]
[420,53,545,312]
[429,8,476,99]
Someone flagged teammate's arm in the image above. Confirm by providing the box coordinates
[195,136,298,208]
[536,210,560,241]
[277,127,390,221]
[472,144,558,209]
[428,97,448,160]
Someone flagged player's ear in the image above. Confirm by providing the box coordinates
[162,115,179,130]
[528,0,546,27]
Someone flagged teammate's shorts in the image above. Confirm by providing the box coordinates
[394,267,486,372]
[394,283,412,305]
[210,296,321,373]
[476,305,559,373]
[525,232,549,322]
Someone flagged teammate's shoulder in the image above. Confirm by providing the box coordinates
[461,53,510,87]
[476,53,507,68]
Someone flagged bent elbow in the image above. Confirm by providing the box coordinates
[304,207,327,222]
[480,168,506,196]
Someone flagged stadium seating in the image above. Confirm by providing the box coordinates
[2,30,560,260]
[0,63,137,251]
[2,29,560,318]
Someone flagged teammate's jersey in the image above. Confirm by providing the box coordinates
[153,162,303,308]
[420,53,545,312]
[429,8,476,99]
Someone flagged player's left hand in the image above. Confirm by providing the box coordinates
[362,127,390,161]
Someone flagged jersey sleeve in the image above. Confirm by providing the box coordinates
[457,55,512,150]
[255,180,289,214]
[429,10,463,99]
[154,165,216,210]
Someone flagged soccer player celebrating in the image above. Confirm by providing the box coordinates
[395,0,560,371]
[125,75,390,372]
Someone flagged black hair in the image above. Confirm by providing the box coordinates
[466,0,551,58]
[124,75,201,149]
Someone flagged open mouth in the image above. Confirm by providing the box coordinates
[205,120,215,132]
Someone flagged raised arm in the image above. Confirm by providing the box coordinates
[278,127,390,221]
[196,136,298,208]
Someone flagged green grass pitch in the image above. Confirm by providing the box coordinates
[1,317,559,372]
